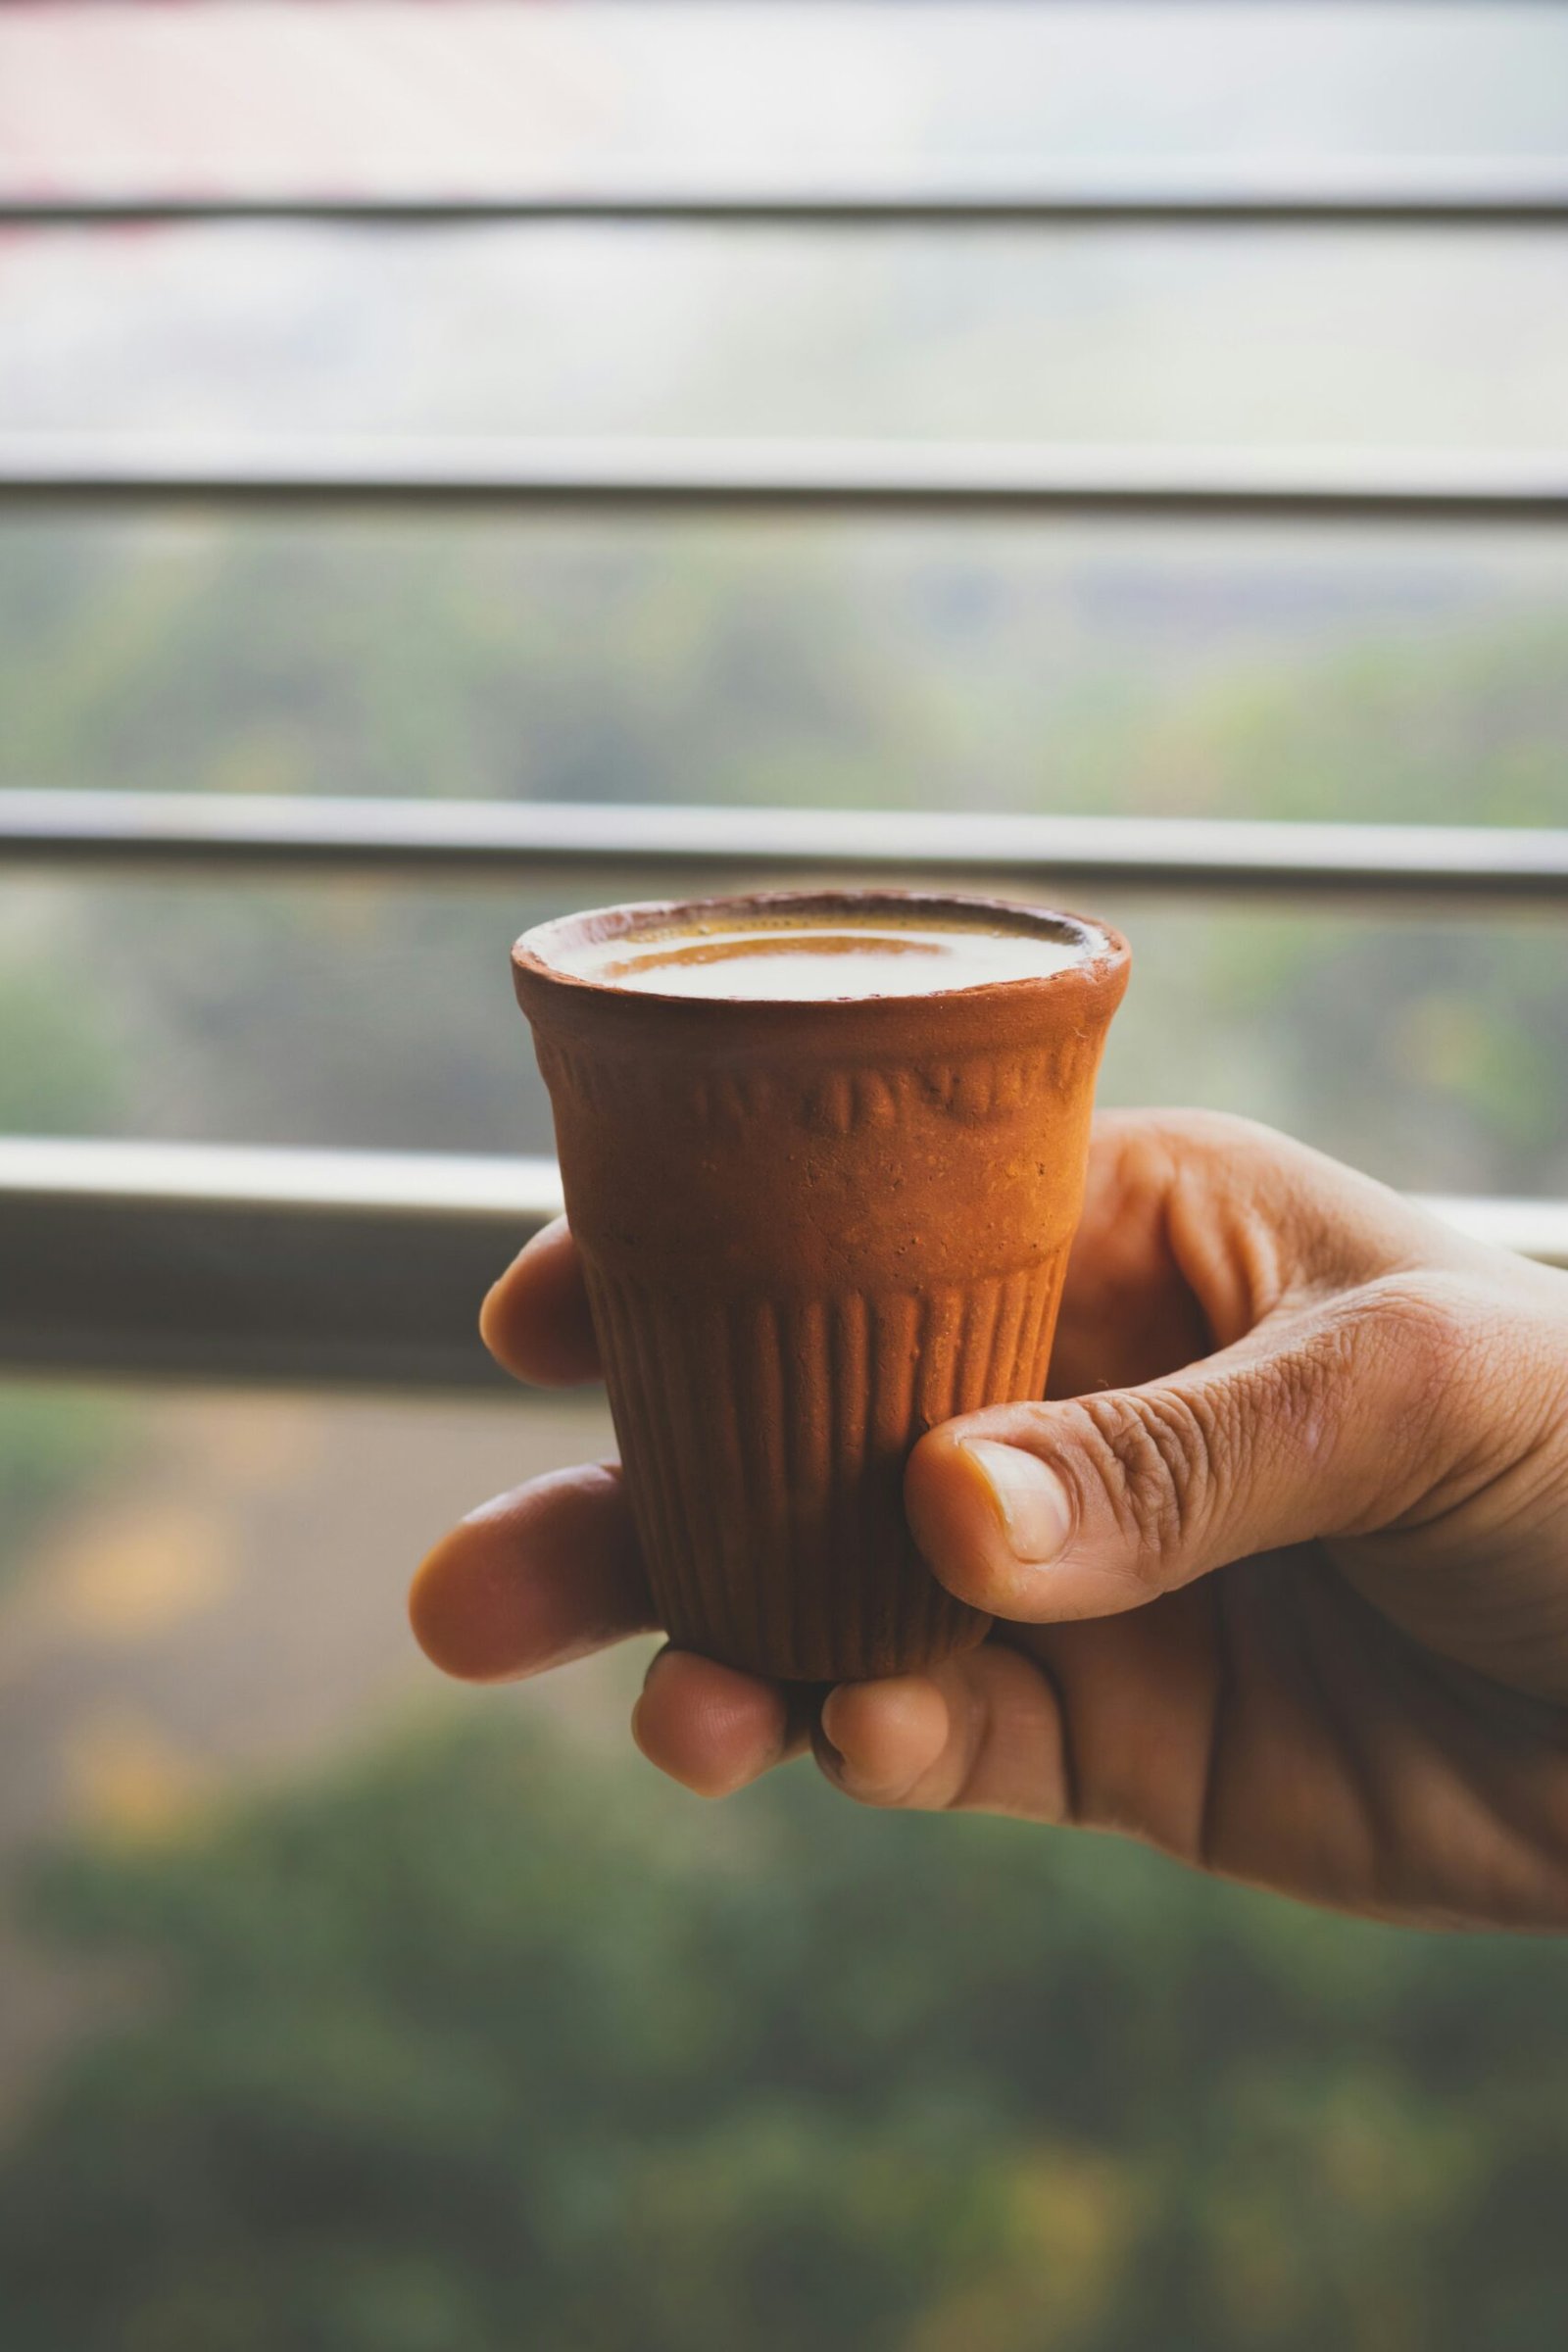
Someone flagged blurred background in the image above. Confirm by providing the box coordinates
[2,5,1567,2346]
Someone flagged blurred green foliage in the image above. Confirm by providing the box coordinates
[3,521,1567,825]
[0,522,1565,1189]
[0,1386,129,1582]
[0,965,125,1137]
[4,1713,1568,2352]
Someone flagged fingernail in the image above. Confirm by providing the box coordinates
[958,1440,1073,1564]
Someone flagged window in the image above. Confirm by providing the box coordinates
[3,8,1567,2347]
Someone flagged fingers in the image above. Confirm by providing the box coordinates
[410,1461,652,1680]
[1047,1115,1217,1396]
[632,1646,812,1797]
[631,1644,1070,1819]
[906,1275,1473,1625]
[812,1644,1073,1821]
[411,1461,813,1799]
[480,1218,601,1386]
[407,1451,1074,1820]
[1050,1110,1477,1396]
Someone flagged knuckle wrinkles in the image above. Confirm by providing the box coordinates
[1295,1272,1499,1524]
[1351,1269,1564,1515]
[1064,1387,1219,1569]
[1353,1273,1480,1429]
[1254,1322,1341,1451]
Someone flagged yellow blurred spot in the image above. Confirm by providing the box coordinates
[65,1708,209,1842]
[1003,2145,1135,2323]
[49,1502,236,1641]
[908,2144,1138,2351]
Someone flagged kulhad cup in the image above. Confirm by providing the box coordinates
[513,887,1130,1683]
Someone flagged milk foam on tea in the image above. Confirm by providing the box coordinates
[547,906,1092,1003]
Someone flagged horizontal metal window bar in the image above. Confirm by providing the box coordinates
[0,1138,564,1223]
[0,1138,1561,1393]
[4,438,1568,523]
[6,173,1568,228]
[0,1140,556,1393]
[4,793,1567,910]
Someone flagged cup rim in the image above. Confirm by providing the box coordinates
[514,885,1128,1014]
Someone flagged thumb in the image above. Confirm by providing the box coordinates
[905,1280,1456,1623]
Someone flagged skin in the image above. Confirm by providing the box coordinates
[411,1111,1568,1932]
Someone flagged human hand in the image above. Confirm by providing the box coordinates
[411,1111,1568,1930]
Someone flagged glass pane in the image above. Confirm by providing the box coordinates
[5,222,1568,448]
[4,514,1565,1189]
[4,2,1567,193]
[5,516,1567,818]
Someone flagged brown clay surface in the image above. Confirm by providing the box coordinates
[514,889,1130,1682]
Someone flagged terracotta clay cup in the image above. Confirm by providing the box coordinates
[513,888,1130,1683]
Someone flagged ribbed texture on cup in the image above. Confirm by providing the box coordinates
[587,1251,1070,1682]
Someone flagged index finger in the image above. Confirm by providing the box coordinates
[1047,1114,1210,1398]
[480,1216,603,1387]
